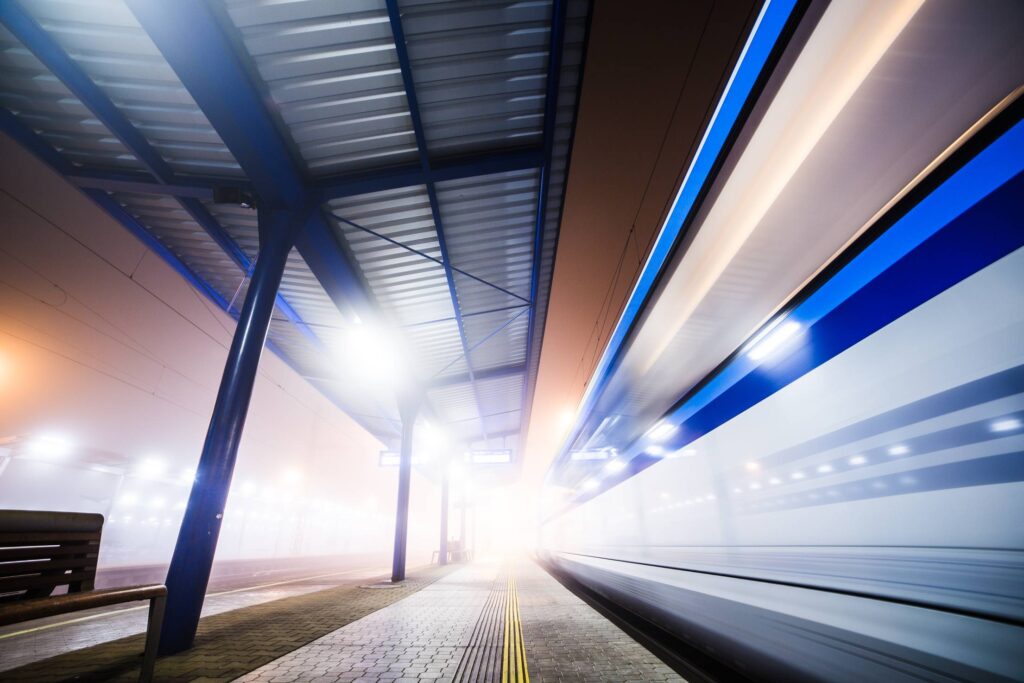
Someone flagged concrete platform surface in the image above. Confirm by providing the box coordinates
[0,558,683,682]
[239,558,683,683]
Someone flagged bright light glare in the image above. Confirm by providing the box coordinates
[645,445,666,457]
[418,422,448,454]
[448,461,466,480]
[344,324,404,385]
[747,321,802,361]
[136,457,166,479]
[991,417,1022,433]
[817,463,833,474]
[558,409,576,432]
[581,478,599,492]
[119,493,138,507]
[180,467,196,484]
[646,421,678,442]
[745,461,761,472]
[887,445,909,457]
[283,467,303,486]
[604,459,626,474]
[849,455,867,466]
[791,471,805,480]
[668,448,697,459]
[29,434,72,459]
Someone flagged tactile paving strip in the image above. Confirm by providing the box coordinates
[452,570,506,682]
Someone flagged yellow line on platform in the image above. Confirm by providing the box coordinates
[501,566,530,683]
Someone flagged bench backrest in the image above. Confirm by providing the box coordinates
[0,510,103,603]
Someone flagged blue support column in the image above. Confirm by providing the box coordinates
[159,207,303,655]
[439,465,450,566]
[391,396,420,582]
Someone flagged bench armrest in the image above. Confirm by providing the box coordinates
[0,584,167,627]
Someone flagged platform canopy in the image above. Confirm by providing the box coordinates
[0,0,590,461]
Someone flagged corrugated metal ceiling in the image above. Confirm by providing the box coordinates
[0,0,591,462]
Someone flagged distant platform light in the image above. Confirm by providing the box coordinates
[746,321,802,361]
[378,451,426,467]
[469,450,512,464]
[28,434,72,460]
[990,417,1022,433]
[136,457,167,480]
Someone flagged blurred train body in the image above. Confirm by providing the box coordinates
[539,1,1024,680]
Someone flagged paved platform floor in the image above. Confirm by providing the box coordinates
[240,558,683,683]
[0,565,451,682]
[0,563,389,672]
[0,558,683,682]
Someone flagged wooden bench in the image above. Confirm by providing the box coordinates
[0,510,167,682]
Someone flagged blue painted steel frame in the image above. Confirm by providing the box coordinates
[60,146,543,202]
[0,0,322,348]
[385,0,492,442]
[550,0,801,474]
[160,207,304,654]
[123,0,371,325]
[0,108,230,312]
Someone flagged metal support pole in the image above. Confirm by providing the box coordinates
[460,485,467,552]
[159,207,302,655]
[391,396,419,582]
[439,464,449,566]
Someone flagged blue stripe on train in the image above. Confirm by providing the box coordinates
[565,120,1024,508]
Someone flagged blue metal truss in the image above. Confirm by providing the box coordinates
[385,0,494,441]
[1,0,574,451]
[60,146,543,203]
[122,0,372,326]
[0,0,324,349]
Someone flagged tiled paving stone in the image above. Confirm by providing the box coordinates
[516,559,685,683]
[0,564,456,683]
[237,563,502,683]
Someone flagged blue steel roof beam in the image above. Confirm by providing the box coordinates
[332,214,530,305]
[66,170,250,200]
[0,0,322,351]
[429,363,527,390]
[385,0,500,441]
[313,147,544,202]
[0,107,391,441]
[0,107,230,313]
[403,303,531,329]
[520,0,569,447]
[63,146,542,202]
[124,0,372,326]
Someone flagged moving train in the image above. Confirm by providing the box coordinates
[539,1,1024,681]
